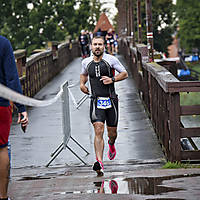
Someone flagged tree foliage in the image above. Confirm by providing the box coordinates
[152,0,175,54]
[176,0,200,53]
[136,0,175,54]
[0,0,102,54]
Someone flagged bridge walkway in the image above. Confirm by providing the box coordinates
[10,55,163,168]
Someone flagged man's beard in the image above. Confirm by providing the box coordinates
[92,49,104,57]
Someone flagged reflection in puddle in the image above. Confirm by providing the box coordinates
[53,174,200,197]
[124,176,182,195]
[94,179,118,194]
[93,176,185,195]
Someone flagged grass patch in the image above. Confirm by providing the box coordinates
[187,62,200,73]
[180,92,200,105]
[162,161,200,169]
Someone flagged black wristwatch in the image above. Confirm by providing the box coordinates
[112,77,115,83]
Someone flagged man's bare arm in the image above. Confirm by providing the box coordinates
[80,74,89,94]
[100,71,128,85]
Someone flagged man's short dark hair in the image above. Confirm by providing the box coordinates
[92,36,104,42]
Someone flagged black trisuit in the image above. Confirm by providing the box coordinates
[81,53,126,127]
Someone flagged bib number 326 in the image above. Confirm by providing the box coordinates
[97,97,112,109]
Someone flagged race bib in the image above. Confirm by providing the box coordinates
[97,97,112,109]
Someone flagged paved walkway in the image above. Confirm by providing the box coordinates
[8,56,200,199]
[9,55,163,168]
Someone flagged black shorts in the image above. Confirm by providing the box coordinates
[90,97,118,127]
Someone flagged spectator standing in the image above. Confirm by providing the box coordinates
[0,35,28,200]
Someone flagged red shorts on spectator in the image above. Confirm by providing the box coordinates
[0,106,12,148]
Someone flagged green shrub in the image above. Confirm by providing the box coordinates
[162,161,200,169]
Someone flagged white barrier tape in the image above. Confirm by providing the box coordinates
[0,81,88,108]
[0,83,63,107]
[67,81,80,88]
[68,87,78,108]
[67,81,90,109]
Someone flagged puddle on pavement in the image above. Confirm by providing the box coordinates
[91,176,185,195]
[17,170,66,181]
[18,176,52,181]
[146,199,185,200]
[54,174,200,197]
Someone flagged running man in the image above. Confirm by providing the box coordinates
[80,36,128,176]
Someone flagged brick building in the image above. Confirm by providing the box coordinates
[93,13,114,34]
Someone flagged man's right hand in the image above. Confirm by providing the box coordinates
[17,111,28,133]
[80,84,89,94]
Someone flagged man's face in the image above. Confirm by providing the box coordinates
[92,38,104,57]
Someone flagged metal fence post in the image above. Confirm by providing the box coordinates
[62,81,71,147]
[46,81,89,167]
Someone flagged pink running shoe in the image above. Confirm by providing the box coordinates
[108,140,116,160]
[109,180,118,194]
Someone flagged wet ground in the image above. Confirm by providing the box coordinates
[9,165,200,200]
[8,56,200,199]
[9,55,163,168]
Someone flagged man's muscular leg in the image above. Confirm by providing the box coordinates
[93,122,104,162]
[107,126,117,160]
[0,147,10,199]
[107,126,117,144]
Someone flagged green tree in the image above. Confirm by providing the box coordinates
[75,0,91,34]
[88,0,103,31]
[74,0,103,36]
[176,0,200,53]
[129,0,174,55]
[0,0,31,49]
[0,1,12,33]
[28,0,68,53]
[0,0,102,54]
[55,0,77,38]
[152,0,175,55]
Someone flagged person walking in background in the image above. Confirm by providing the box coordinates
[105,28,115,55]
[80,36,128,176]
[113,32,119,55]
[0,35,28,200]
[95,29,103,37]
[79,30,90,59]
[88,31,94,56]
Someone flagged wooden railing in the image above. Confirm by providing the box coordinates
[14,41,80,97]
[120,38,200,162]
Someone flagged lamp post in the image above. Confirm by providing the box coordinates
[145,0,154,62]
[137,0,142,43]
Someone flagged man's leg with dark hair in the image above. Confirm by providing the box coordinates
[0,147,10,199]
[107,126,117,145]
[107,126,117,160]
[93,122,104,163]
[92,122,105,176]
